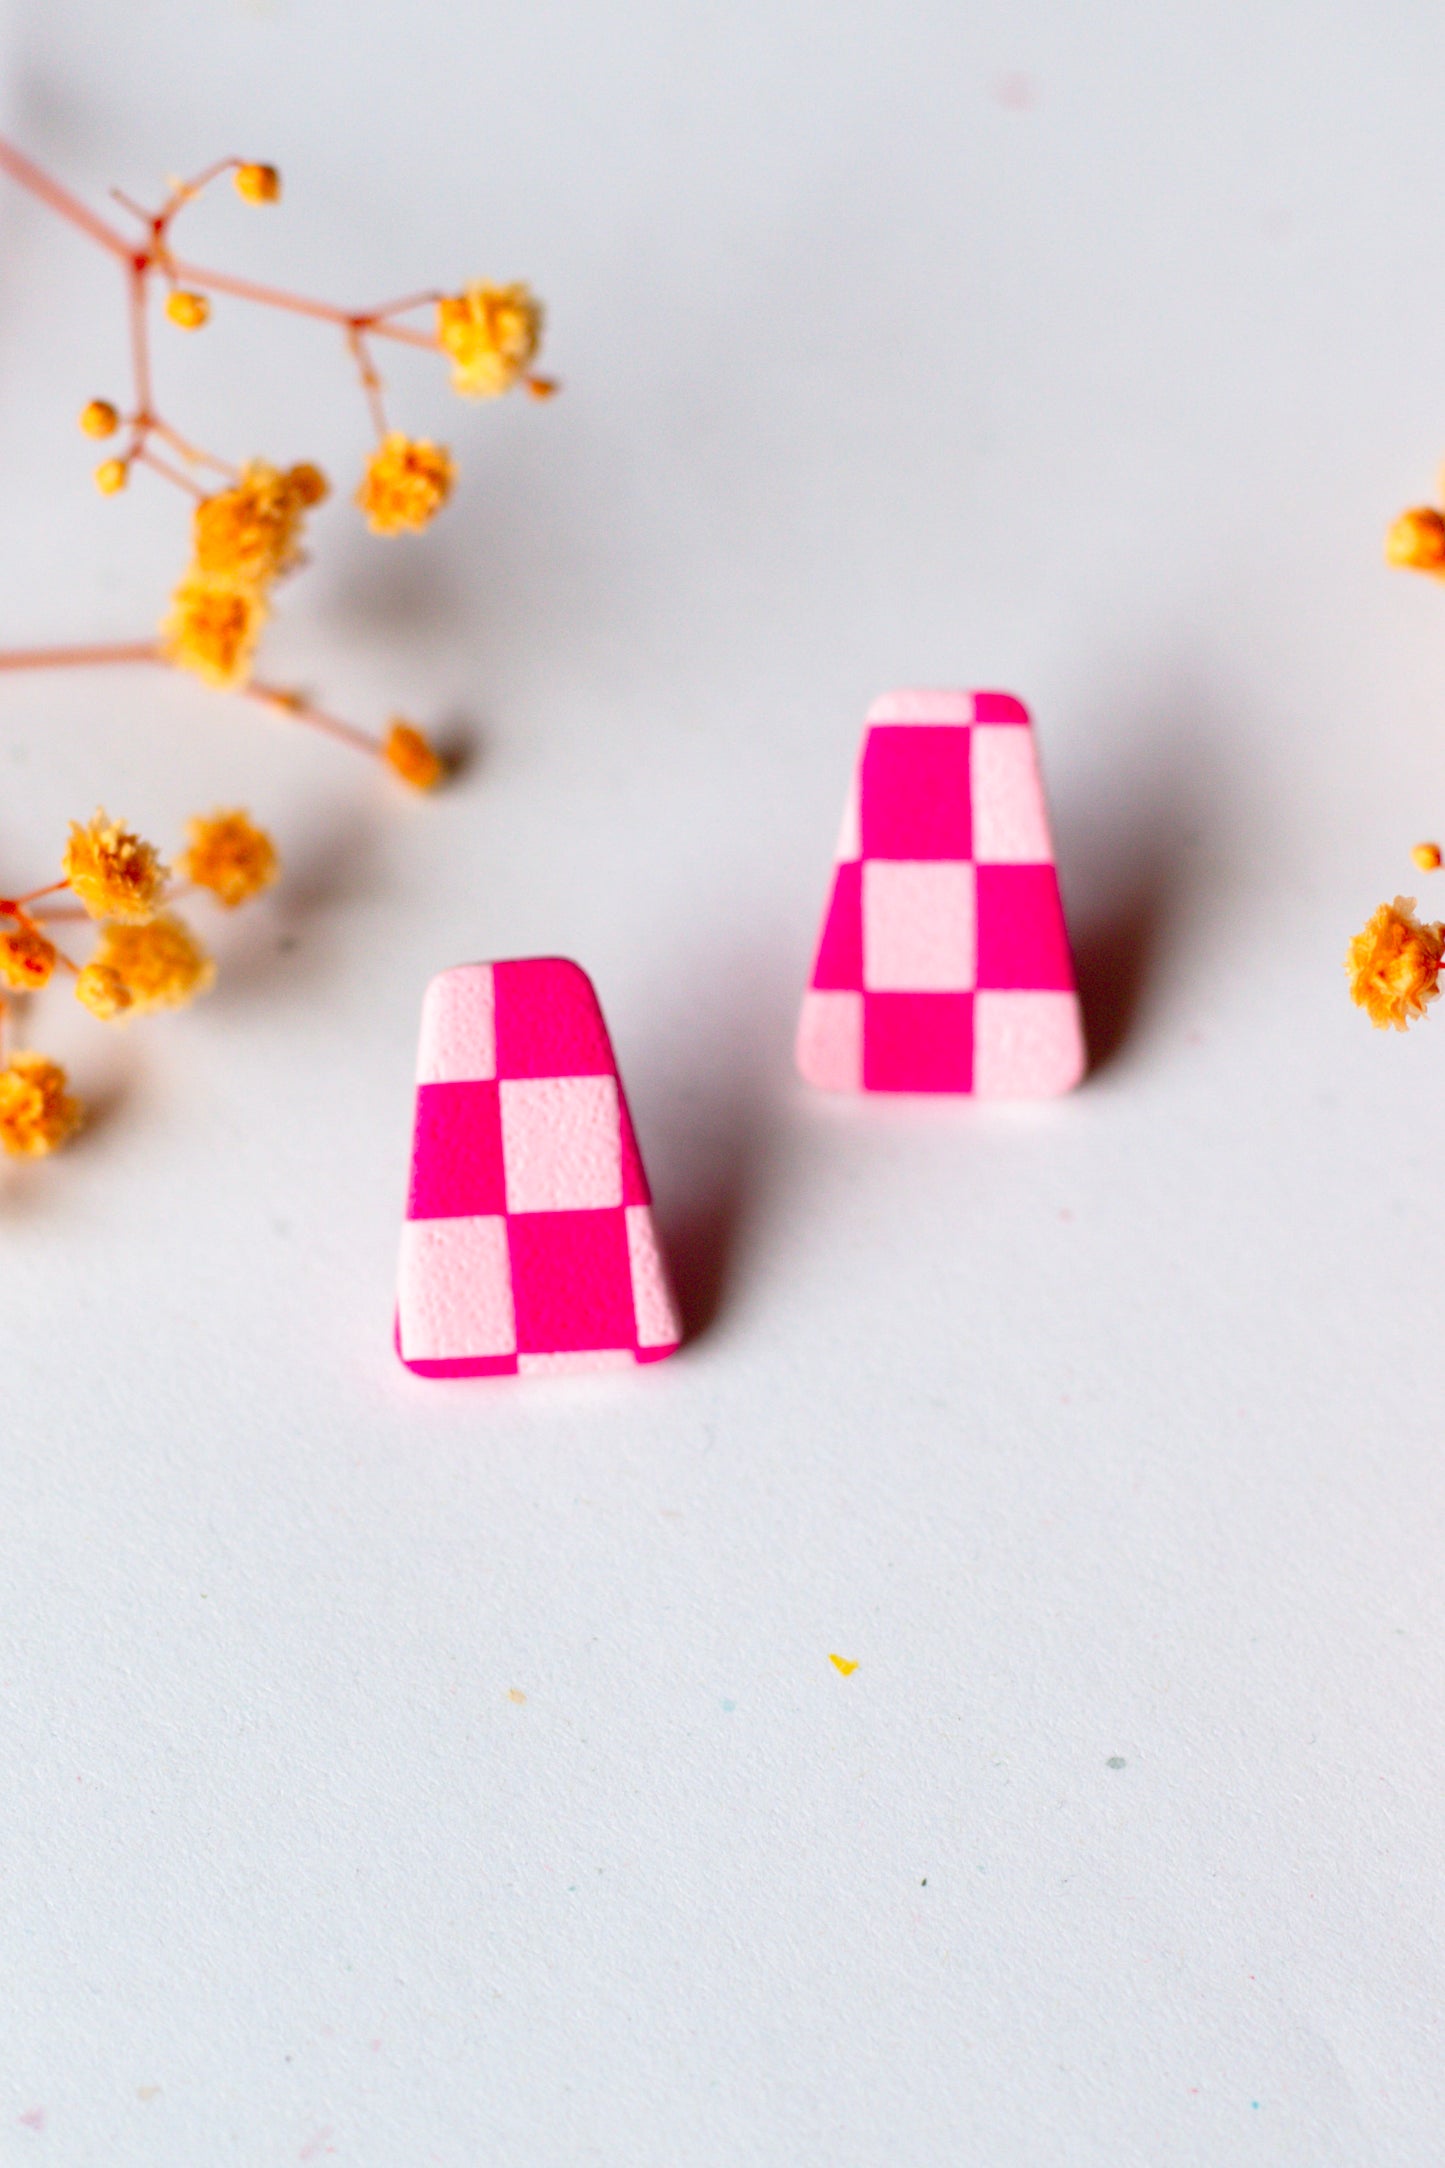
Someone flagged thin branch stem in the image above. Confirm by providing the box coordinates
[347,325,389,438]
[166,256,440,346]
[148,417,238,477]
[135,445,206,498]
[0,136,132,259]
[244,680,385,760]
[0,640,161,671]
[128,261,153,419]
[366,289,443,322]
[159,156,240,225]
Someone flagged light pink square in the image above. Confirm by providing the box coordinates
[795,989,864,1090]
[416,964,496,1084]
[397,1215,516,1361]
[864,689,974,725]
[971,727,1053,862]
[862,860,976,991]
[972,990,1085,1098]
[626,1204,681,1347]
[500,1074,622,1212]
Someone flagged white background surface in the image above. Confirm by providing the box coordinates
[1,2,1443,2161]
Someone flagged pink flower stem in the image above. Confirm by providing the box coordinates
[243,680,385,760]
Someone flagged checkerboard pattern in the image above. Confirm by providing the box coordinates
[396,958,682,1377]
[796,689,1085,1096]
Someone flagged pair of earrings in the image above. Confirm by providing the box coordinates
[395,688,1084,1380]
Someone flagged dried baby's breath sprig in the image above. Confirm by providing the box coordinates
[1346,896,1444,1030]
[0,136,556,780]
[356,434,455,535]
[0,1052,82,1158]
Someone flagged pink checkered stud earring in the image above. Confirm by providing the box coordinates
[796,689,1085,1096]
[396,958,681,1377]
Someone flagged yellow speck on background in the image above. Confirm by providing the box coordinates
[507,1689,526,1704]
[829,1654,858,1676]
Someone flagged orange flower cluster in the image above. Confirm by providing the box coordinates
[0,808,276,1156]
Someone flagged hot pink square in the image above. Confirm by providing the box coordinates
[811,859,863,989]
[975,865,1074,989]
[509,1208,636,1354]
[494,957,615,1079]
[859,727,972,860]
[407,1080,505,1220]
[970,691,1030,725]
[862,992,974,1092]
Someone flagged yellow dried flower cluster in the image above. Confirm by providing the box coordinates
[1345,897,1445,1030]
[178,809,278,908]
[83,914,216,1017]
[163,461,326,690]
[437,283,542,398]
[0,805,276,1153]
[0,1053,82,1158]
[356,434,455,536]
[63,811,167,922]
[0,925,57,991]
[193,460,327,586]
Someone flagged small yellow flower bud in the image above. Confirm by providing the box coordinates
[1413,842,1442,873]
[234,162,281,205]
[165,289,211,331]
[1385,506,1445,574]
[79,399,120,439]
[94,458,128,496]
[383,719,444,790]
